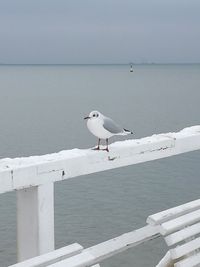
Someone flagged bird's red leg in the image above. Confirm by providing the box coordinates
[92,138,100,150]
[106,138,109,152]
[102,139,109,152]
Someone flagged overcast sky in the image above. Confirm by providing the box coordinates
[0,0,199,64]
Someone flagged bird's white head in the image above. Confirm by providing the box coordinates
[84,110,102,120]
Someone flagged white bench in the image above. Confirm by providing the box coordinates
[148,199,200,267]
[9,199,200,267]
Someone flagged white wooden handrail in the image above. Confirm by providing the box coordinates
[1,125,200,194]
[9,243,83,267]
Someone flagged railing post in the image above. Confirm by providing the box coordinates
[17,183,55,262]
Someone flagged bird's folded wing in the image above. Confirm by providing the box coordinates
[103,117,123,134]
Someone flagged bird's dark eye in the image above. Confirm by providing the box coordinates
[93,114,96,117]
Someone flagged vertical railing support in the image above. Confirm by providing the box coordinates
[17,183,54,262]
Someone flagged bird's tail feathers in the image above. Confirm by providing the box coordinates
[123,128,133,135]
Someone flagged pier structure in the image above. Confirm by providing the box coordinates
[1,125,200,266]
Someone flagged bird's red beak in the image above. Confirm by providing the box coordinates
[84,116,90,120]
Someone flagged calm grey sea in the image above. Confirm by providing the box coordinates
[0,64,200,266]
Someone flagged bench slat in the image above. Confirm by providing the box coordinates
[147,199,200,226]
[170,237,200,260]
[174,252,200,267]
[160,209,200,235]
[165,222,200,246]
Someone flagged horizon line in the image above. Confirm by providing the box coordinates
[0,62,200,66]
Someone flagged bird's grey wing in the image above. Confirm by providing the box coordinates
[103,117,123,134]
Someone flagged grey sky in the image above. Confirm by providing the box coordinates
[0,0,199,64]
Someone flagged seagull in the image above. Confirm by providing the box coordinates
[84,111,133,152]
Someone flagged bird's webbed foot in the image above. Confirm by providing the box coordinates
[102,147,109,152]
[92,139,101,151]
[92,146,100,151]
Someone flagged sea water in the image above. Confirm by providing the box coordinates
[0,64,200,266]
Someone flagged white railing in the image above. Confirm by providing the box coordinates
[9,225,159,267]
[1,125,200,266]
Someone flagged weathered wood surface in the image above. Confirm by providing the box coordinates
[17,184,55,261]
[48,225,160,267]
[147,199,200,226]
[1,126,200,194]
[175,253,200,267]
[147,198,200,267]
[165,222,200,246]
[8,198,200,267]
[8,226,160,267]
[170,237,200,260]
[156,252,173,267]
[9,243,83,267]
[160,209,200,235]
[2,126,200,266]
